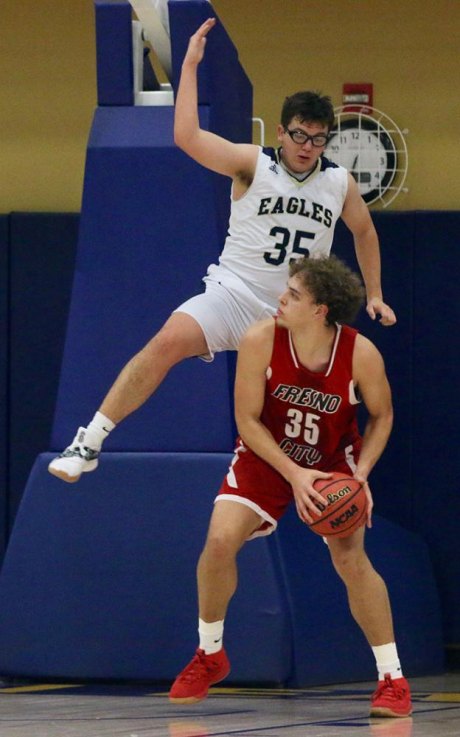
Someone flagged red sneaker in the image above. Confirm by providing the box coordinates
[370,674,413,717]
[169,648,231,704]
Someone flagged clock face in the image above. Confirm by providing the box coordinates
[326,118,397,204]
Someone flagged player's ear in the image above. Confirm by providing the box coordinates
[276,124,285,142]
[315,303,329,321]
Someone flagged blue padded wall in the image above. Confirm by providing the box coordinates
[333,210,460,654]
[412,211,460,646]
[51,1,252,453]
[50,106,237,452]
[0,453,443,682]
[8,214,78,527]
[0,453,292,682]
[0,215,9,556]
[94,0,133,106]
[332,212,416,529]
[170,1,253,146]
[274,505,443,685]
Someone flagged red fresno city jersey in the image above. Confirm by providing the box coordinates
[261,322,361,470]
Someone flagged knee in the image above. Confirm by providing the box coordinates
[331,549,370,586]
[140,324,188,367]
[203,531,240,565]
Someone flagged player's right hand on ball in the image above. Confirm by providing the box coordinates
[288,468,333,525]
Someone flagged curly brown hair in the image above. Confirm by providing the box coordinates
[289,256,365,325]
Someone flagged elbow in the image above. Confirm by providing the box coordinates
[235,410,253,444]
[174,125,198,156]
[234,410,246,439]
[386,401,394,428]
[381,406,394,437]
[380,403,393,428]
[173,126,185,150]
[173,114,191,150]
[388,408,394,433]
[369,405,393,436]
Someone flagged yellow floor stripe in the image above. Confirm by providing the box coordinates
[1,684,83,694]
[149,687,369,699]
[208,689,371,701]
[422,692,460,702]
[150,687,308,698]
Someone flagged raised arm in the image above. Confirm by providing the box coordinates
[234,321,330,523]
[341,174,396,326]
[174,18,258,184]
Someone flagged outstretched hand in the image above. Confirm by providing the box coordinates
[183,17,217,66]
[366,297,397,326]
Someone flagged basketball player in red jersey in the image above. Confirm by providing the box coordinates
[169,256,412,718]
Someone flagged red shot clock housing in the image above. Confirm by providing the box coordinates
[342,83,373,113]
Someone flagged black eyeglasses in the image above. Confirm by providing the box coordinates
[284,128,329,147]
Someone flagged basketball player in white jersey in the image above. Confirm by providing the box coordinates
[49,18,396,482]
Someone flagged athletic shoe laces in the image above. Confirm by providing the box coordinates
[179,650,220,684]
[373,675,407,702]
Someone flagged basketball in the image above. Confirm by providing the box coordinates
[309,472,367,538]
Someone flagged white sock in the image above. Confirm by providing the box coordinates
[198,618,224,655]
[372,642,403,680]
[85,411,116,449]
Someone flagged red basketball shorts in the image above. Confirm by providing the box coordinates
[216,438,361,539]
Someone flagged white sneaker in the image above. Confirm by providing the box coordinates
[48,427,100,483]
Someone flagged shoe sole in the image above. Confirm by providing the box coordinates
[168,694,207,704]
[48,468,82,483]
[370,707,413,718]
[169,665,231,704]
[48,460,98,483]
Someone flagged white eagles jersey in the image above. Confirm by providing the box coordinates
[216,147,348,309]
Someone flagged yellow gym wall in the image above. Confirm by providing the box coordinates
[2,0,459,212]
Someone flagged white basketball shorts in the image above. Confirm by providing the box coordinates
[173,264,276,361]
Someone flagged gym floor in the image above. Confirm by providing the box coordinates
[0,672,459,737]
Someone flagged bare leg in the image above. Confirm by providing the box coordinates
[99,312,209,424]
[197,501,263,622]
[330,533,413,717]
[168,502,260,703]
[327,527,394,646]
[48,312,209,482]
